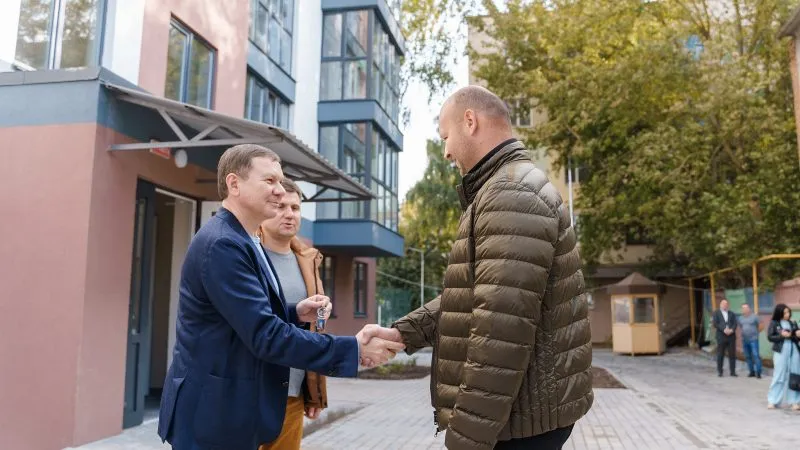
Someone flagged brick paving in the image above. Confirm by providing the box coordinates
[73,349,797,450]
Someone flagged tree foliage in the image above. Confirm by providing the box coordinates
[471,0,800,279]
[400,0,479,109]
[377,139,461,306]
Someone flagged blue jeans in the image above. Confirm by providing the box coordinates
[743,339,762,375]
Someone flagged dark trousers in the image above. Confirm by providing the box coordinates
[717,337,736,375]
[494,425,574,450]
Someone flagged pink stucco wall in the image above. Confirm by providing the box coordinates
[0,122,219,449]
[0,124,95,450]
[139,0,250,116]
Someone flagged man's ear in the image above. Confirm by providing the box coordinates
[226,173,239,196]
[464,109,479,136]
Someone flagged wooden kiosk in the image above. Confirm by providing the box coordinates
[609,272,666,355]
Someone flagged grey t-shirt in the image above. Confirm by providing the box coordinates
[739,314,760,341]
[266,248,308,398]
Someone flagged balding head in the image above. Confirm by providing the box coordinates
[438,86,515,175]
[442,86,513,126]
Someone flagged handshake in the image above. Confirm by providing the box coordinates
[356,324,405,368]
[296,295,405,368]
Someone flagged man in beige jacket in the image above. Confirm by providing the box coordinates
[258,178,330,449]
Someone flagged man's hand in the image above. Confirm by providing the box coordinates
[296,295,331,323]
[356,324,404,367]
[305,407,321,419]
[358,324,403,344]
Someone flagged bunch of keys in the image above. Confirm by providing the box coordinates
[316,306,327,332]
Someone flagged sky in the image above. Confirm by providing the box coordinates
[397,42,470,201]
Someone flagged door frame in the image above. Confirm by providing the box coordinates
[123,180,157,428]
[123,181,200,428]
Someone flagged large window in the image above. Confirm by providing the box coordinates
[317,123,399,231]
[14,0,101,70]
[249,0,293,74]
[165,21,215,109]
[371,16,401,119]
[245,72,290,128]
[370,130,399,230]
[321,10,369,101]
[321,9,401,120]
[354,262,367,317]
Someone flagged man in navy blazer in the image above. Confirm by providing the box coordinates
[158,144,404,450]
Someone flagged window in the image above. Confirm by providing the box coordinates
[165,21,215,109]
[371,18,401,119]
[320,256,336,316]
[633,297,656,323]
[320,9,401,119]
[354,262,367,317]
[508,99,532,127]
[321,10,369,101]
[250,0,294,73]
[370,129,398,230]
[317,123,399,230]
[245,72,290,128]
[614,297,631,324]
[13,0,101,71]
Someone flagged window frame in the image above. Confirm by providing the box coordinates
[248,0,294,75]
[317,122,399,230]
[245,71,291,129]
[320,10,370,101]
[13,0,106,71]
[319,9,401,122]
[166,19,216,109]
[353,261,368,317]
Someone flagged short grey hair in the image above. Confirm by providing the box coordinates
[444,85,512,124]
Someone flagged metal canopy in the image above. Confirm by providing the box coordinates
[104,82,372,201]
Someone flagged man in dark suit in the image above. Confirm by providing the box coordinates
[713,298,738,377]
[158,145,404,450]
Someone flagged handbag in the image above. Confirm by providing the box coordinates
[789,324,800,392]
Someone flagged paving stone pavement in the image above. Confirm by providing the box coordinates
[304,349,799,450]
[72,349,798,449]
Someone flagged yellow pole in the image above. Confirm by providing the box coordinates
[710,272,717,311]
[689,279,696,347]
[752,262,759,314]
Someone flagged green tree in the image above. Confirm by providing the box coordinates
[400,0,479,98]
[470,0,800,280]
[378,139,461,310]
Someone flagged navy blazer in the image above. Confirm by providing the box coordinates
[158,208,358,450]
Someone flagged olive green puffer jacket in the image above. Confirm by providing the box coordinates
[393,140,593,449]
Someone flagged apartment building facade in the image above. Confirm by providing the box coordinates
[780,3,800,166]
[0,0,404,448]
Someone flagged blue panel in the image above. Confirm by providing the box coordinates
[318,101,403,150]
[247,42,296,102]
[321,0,405,53]
[0,79,101,127]
[298,219,314,240]
[314,220,404,257]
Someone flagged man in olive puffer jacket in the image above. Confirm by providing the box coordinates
[377,86,593,449]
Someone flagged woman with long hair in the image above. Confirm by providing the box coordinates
[766,303,800,409]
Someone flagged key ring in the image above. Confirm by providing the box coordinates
[316,306,327,332]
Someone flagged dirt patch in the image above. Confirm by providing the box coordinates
[358,360,431,380]
[592,366,626,389]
